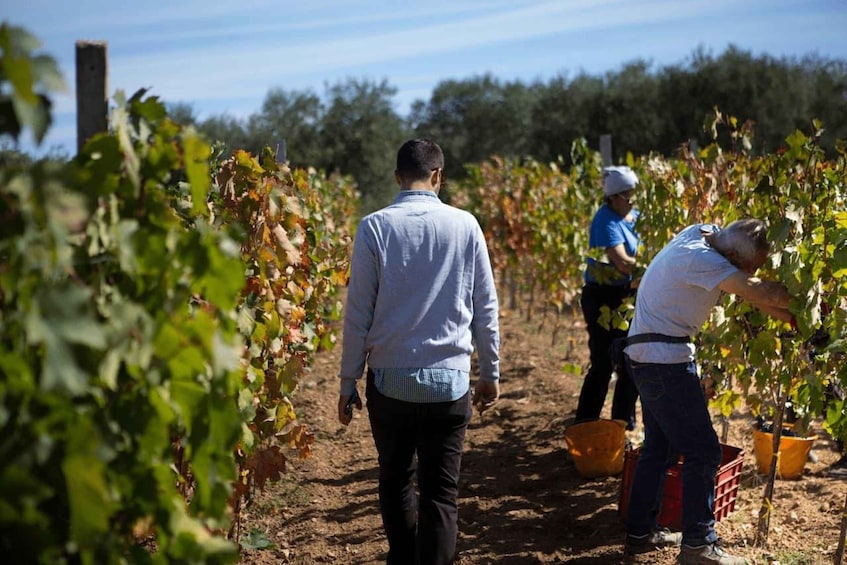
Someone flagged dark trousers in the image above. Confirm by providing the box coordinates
[576,283,638,428]
[366,371,472,565]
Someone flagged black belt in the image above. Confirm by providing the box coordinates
[610,332,691,373]
[623,332,692,346]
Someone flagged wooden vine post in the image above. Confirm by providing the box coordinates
[835,492,847,564]
[599,134,612,166]
[75,40,108,153]
[754,384,789,547]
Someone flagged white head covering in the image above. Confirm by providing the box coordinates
[602,166,639,197]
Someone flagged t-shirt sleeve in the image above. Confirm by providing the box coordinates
[686,249,738,291]
[589,209,624,249]
[601,221,624,248]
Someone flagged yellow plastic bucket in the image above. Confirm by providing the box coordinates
[752,426,816,480]
[564,419,628,478]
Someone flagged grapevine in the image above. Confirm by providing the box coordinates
[0,25,357,562]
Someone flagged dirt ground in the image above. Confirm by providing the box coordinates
[238,305,847,564]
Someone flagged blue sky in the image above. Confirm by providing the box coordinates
[5,0,847,156]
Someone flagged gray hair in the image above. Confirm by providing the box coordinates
[713,219,770,268]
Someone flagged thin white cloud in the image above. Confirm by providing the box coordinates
[108,0,744,99]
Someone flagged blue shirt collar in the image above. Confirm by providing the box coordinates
[394,189,440,202]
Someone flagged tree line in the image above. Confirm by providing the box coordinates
[169,45,847,213]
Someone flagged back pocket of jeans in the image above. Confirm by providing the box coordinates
[636,374,665,402]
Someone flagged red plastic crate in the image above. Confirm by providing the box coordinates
[618,443,744,531]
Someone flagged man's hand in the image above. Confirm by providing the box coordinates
[473,379,500,414]
[338,390,362,426]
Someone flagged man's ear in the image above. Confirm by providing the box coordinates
[430,168,441,188]
[394,171,402,186]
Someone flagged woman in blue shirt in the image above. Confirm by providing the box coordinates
[575,166,641,430]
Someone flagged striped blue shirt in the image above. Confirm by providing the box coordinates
[339,189,500,402]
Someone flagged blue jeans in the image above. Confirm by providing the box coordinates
[625,356,722,547]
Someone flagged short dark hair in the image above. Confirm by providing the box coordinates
[395,139,444,185]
